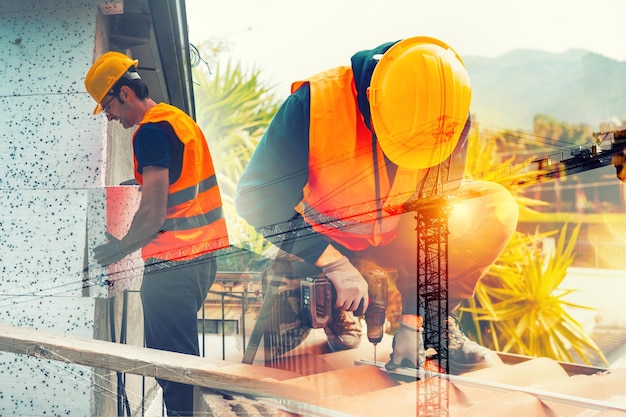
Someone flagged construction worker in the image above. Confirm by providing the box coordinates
[85,52,229,415]
[235,37,518,373]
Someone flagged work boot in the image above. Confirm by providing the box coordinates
[447,313,493,374]
[385,315,425,371]
[324,309,362,351]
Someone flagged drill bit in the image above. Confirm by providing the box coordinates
[363,270,387,364]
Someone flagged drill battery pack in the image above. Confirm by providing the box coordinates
[300,277,332,328]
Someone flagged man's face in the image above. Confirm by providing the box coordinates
[101,88,135,129]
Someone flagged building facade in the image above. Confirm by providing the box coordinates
[0,0,193,415]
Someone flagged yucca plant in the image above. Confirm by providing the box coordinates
[460,224,608,365]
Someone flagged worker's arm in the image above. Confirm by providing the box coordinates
[235,85,330,264]
[93,122,176,267]
[92,165,169,267]
[235,86,368,311]
[119,166,169,253]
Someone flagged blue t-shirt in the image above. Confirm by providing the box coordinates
[133,121,184,184]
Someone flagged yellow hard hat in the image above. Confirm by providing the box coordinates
[369,37,471,169]
[84,51,139,114]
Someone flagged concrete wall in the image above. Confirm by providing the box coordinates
[0,1,146,415]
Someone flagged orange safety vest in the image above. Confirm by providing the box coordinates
[133,103,229,261]
[292,67,423,251]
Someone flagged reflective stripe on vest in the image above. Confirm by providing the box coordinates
[133,103,229,261]
[167,174,218,208]
[161,206,224,231]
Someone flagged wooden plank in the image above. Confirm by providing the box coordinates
[0,324,318,403]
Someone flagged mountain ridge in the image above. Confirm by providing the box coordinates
[463,49,626,131]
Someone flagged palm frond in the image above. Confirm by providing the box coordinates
[193,50,282,260]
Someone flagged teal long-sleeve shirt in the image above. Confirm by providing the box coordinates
[235,84,332,264]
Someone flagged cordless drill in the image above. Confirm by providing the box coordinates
[300,262,389,361]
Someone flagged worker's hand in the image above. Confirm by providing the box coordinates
[386,321,425,371]
[93,231,128,267]
[321,256,369,313]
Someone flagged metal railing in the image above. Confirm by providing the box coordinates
[199,287,263,360]
[109,272,264,416]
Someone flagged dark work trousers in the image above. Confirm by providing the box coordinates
[141,254,217,416]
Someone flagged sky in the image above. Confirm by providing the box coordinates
[185,0,626,97]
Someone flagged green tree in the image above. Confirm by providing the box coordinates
[533,114,593,146]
